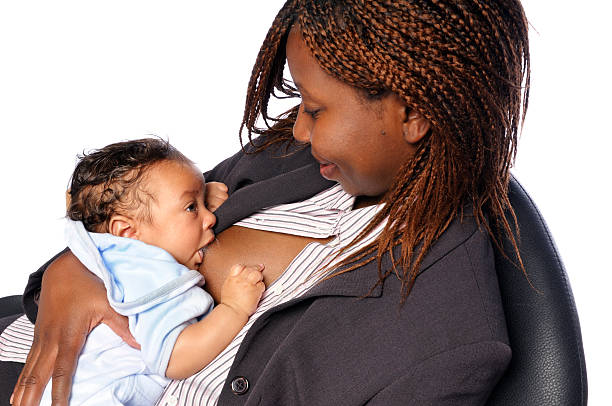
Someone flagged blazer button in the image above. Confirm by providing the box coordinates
[231,376,249,395]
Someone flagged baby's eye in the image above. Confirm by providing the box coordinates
[186,202,198,212]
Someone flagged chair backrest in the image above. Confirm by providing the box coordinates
[486,177,588,405]
[0,295,22,319]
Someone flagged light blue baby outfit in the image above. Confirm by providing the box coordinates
[40,220,214,405]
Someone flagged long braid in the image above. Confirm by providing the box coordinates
[240,2,299,151]
[241,0,530,301]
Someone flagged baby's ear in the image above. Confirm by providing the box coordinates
[109,215,137,238]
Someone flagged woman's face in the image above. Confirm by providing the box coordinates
[286,25,416,198]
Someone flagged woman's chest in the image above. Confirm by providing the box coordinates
[199,225,332,302]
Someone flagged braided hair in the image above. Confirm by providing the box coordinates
[241,0,530,302]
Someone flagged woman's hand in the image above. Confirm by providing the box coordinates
[10,252,138,406]
[205,182,229,213]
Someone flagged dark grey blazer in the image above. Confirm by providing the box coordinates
[21,138,510,405]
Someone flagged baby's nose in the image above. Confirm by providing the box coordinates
[203,209,216,229]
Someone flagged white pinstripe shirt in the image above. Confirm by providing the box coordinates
[0,184,385,406]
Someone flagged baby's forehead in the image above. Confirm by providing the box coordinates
[144,160,204,199]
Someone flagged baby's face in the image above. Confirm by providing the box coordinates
[136,160,216,270]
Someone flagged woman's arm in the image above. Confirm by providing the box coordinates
[13,136,325,403]
[11,252,137,406]
[21,248,69,323]
[365,341,510,405]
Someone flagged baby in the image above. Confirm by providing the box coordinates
[40,138,265,405]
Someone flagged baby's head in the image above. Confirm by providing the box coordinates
[68,138,216,270]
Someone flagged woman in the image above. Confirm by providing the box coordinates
[4,0,529,404]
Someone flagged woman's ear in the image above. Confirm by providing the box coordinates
[109,215,138,238]
[402,108,431,145]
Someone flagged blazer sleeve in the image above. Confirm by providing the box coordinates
[365,340,511,406]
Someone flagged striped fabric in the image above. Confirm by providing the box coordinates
[0,314,33,362]
[0,184,384,406]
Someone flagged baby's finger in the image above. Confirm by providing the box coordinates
[256,280,266,293]
[206,181,228,191]
[211,190,229,200]
[206,196,228,212]
[242,264,264,273]
[205,183,229,212]
[246,269,264,284]
[229,264,245,277]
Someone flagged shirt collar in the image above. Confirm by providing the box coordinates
[309,183,355,212]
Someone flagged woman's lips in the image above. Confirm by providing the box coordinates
[312,150,337,180]
[319,162,337,179]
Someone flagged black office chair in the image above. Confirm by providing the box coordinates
[486,177,588,405]
[0,295,22,319]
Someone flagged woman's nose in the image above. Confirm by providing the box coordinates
[292,109,310,143]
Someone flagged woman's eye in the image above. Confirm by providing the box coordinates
[303,107,321,119]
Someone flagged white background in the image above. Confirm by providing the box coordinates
[0,1,609,403]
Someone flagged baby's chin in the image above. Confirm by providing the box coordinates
[184,260,201,271]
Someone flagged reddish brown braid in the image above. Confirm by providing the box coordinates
[241,0,530,302]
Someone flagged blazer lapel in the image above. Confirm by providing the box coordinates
[278,213,480,303]
[215,161,334,232]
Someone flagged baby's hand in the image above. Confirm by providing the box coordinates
[205,182,229,212]
[220,264,265,320]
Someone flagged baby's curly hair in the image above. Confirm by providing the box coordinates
[67,138,191,233]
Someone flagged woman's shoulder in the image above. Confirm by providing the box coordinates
[417,209,490,275]
[387,210,507,344]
